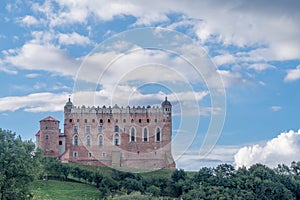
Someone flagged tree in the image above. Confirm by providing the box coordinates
[0,129,43,200]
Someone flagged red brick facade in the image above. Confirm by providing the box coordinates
[36,98,175,169]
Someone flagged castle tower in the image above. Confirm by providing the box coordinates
[36,116,60,157]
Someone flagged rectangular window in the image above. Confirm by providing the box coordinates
[102,152,106,158]
[85,125,91,134]
[73,126,78,133]
[88,152,92,157]
[98,125,103,133]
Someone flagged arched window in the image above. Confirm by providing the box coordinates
[130,127,136,142]
[143,127,148,142]
[98,125,102,133]
[100,119,103,124]
[73,135,78,146]
[98,134,103,146]
[114,133,120,146]
[86,135,91,146]
[156,127,161,142]
[114,125,119,133]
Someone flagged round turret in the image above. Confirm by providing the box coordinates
[64,97,73,114]
[162,97,171,115]
[162,97,171,107]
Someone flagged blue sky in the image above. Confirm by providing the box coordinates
[0,0,300,170]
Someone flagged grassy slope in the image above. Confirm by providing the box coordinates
[31,180,101,200]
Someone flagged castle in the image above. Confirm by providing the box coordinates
[36,97,175,169]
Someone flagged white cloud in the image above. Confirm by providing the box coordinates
[213,53,235,66]
[0,65,17,75]
[248,63,276,72]
[21,15,39,26]
[217,70,245,87]
[0,92,68,112]
[285,65,300,82]
[3,41,79,77]
[234,129,300,168]
[270,106,282,112]
[58,32,92,46]
[29,0,300,61]
[25,73,40,78]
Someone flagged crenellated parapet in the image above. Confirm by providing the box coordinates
[68,104,165,114]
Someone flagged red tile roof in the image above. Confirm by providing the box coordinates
[40,116,59,122]
[35,130,41,136]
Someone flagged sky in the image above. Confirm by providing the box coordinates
[0,0,300,170]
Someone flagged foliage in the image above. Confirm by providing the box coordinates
[3,127,300,199]
[0,129,43,200]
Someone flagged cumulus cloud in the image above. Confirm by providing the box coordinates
[3,41,80,77]
[28,0,300,61]
[234,129,300,168]
[0,92,68,112]
[21,15,39,26]
[213,53,235,66]
[58,32,92,46]
[285,65,300,82]
[248,63,276,72]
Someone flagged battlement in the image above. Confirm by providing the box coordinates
[68,104,167,114]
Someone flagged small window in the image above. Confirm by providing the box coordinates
[92,119,95,123]
[114,133,120,146]
[73,135,78,146]
[45,135,49,140]
[73,126,78,133]
[88,152,92,157]
[100,119,103,124]
[85,125,91,134]
[108,119,111,123]
[69,119,72,123]
[115,119,118,123]
[139,119,142,123]
[123,119,126,123]
[131,119,134,123]
[156,127,161,142]
[77,119,80,122]
[147,119,150,123]
[99,135,103,146]
[98,125,103,133]
[102,152,106,158]
[59,141,63,145]
[154,119,157,123]
[114,125,119,133]
[84,119,87,123]
[73,151,78,158]
[86,135,91,146]
[143,128,148,142]
[130,127,136,142]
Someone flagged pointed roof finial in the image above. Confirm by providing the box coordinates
[66,95,73,106]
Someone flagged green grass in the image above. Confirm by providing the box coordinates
[31,180,101,200]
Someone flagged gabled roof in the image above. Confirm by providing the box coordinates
[35,130,41,137]
[40,116,59,122]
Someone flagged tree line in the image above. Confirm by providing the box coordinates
[2,128,300,199]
